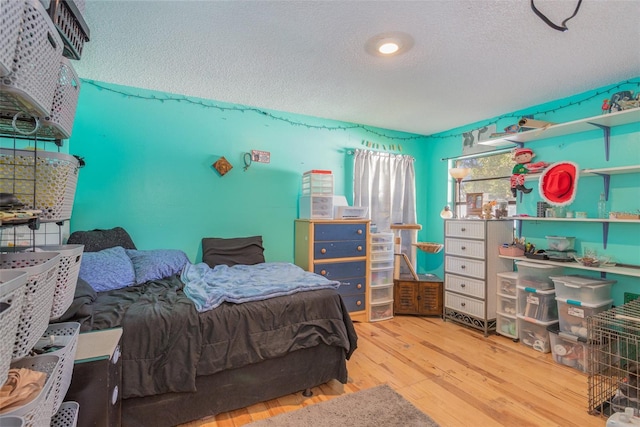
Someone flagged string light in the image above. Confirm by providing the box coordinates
[428,79,640,140]
[82,80,425,142]
[82,78,639,143]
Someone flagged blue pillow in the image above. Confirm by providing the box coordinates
[125,249,189,285]
[78,246,136,292]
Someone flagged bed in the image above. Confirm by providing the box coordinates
[58,228,358,427]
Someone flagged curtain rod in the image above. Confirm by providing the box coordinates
[440,146,514,162]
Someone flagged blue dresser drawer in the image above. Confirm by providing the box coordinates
[341,294,366,313]
[314,223,367,242]
[335,276,366,297]
[314,240,366,259]
[314,260,366,280]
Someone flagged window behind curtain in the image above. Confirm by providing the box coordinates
[454,151,516,218]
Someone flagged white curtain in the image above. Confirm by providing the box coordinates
[353,149,417,267]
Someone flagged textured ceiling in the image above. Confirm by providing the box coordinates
[74,0,640,136]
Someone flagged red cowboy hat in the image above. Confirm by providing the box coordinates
[538,161,579,206]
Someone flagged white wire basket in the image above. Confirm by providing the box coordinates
[50,401,79,427]
[0,270,27,385]
[33,322,80,416]
[4,354,60,427]
[0,0,63,118]
[0,149,80,223]
[32,245,84,319]
[0,251,61,359]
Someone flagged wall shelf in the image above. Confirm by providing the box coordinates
[478,108,640,160]
[499,255,640,279]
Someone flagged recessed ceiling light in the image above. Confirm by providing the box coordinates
[378,42,399,55]
[365,32,414,57]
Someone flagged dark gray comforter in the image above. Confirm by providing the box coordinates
[62,275,358,399]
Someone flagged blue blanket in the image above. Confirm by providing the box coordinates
[181,262,341,312]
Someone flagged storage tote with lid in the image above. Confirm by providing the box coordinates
[550,275,616,304]
[557,297,614,338]
[517,285,558,322]
[515,261,563,290]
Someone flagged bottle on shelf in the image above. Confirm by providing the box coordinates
[598,193,607,219]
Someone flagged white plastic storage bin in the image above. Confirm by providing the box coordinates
[371,232,394,245]
[369,301,393,322]
[370,284,393,304]
[515,261,563,290]
[370,267,393,287]
[302,171,333,195]
[0,0,24,77]
[557,297,613,338]
[299,195,333,219]
[550,275,616,304]
[545,236,576,252]
[40,58,81,139]
[5,355,60,426]
[548,323,590,373]
[497,271,518,297]
[517,315,558,353]
[371,259,394,271]
[0,416,24,426]
[33,244,84,319]
[497,294,517,316]
[50,401,79,427]
[371,250,393,262]
[0,270,27,385]
[34,322,80,416]
[0,0,64,118]
[517,286,558,322]
[0,150,80,223]
[0,251,61,358]
[497,313,518,339]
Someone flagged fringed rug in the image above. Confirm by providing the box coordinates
[247,384,439,426]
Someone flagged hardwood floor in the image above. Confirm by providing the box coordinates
[181,316,607,427]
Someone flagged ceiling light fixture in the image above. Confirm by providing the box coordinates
[365,32,414,57]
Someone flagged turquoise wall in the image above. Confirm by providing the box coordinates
[418,78,640,305]
[68,81,429,263]
[69,77,639,304]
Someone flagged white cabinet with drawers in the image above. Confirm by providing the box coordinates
[443,219,514,336]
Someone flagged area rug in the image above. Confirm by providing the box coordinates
[247,384,439,426]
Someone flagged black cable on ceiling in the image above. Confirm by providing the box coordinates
[531,0,583,32]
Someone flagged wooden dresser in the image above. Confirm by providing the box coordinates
[294,219,370,322]
[443,219,513,336]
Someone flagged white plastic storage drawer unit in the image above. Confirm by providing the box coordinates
[443,219,513,336]
[299,195,333,219]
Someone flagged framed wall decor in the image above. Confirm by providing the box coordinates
[466,192,483,217]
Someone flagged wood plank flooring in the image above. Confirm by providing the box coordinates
[180,316,607,427]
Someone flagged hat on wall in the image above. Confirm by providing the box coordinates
[538,161,579,206]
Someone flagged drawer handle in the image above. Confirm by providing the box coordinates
[357,283,362,289]
[320,270,327,276]
[356,300,362,306]
[357,229,363,235]
[461,246,466,250]
[461,227,466,232]
[321,248,327,254]
[357,245,363,251]
[460,265,466,269]
[461,302,466,307]
[460,283,466,288]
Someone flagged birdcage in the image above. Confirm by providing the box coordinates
[588,299,640,418]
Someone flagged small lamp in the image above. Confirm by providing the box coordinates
[449,167,471,218]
